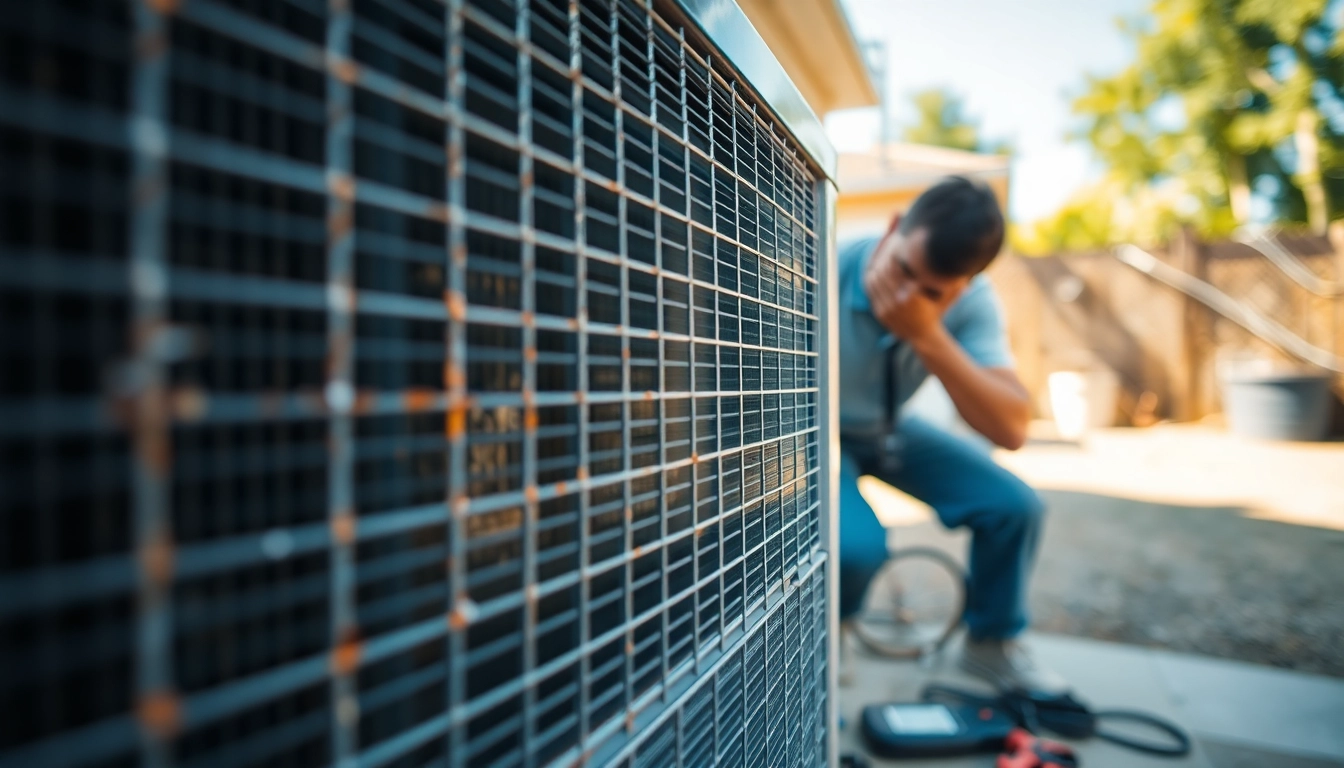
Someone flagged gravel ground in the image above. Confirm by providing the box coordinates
[880,487,1344,678]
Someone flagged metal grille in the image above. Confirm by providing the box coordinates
[0,0,828,766]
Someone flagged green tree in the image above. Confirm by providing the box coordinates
[1228,0,1343,232]
[902,88,1010,154]
[1027,0,1344,251]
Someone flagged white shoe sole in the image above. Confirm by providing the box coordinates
[958,652,1014,691]
[959,652,1069,696]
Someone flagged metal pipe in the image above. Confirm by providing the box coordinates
[1116,244,1344,373]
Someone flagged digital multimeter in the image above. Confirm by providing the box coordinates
[860,701,1017,758]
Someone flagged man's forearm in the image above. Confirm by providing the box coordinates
[909,327,1031,450]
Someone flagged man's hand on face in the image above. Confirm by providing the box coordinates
[862,234,947,346]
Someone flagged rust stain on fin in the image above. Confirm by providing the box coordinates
[330,57,360,85]
[143,0,180,13]
[327,209,354,240]
[445,290,467,322]
[137,690,181,739]
[134,30,170,63]
[331,510,356,545]
[171,387,207,422]
[446,363,466,390]
[448,596,479,631]
[445,142,459,178]
[446,403,466,439]
[330,635,363,676]
[140,532,175,586]
[404,388,435,412]
[427,203,451,223]
[327,172,356,201]
[353,390,375,415]
[137,422,172,476]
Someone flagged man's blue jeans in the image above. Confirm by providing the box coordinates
[838,416,1045,639]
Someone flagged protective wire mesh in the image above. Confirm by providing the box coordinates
[0,0,828,766]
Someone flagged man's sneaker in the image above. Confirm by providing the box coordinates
[959,637,1070,696]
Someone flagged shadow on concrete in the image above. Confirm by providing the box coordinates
[878,487,1344,678]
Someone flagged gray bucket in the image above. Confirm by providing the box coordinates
[1221,372,1332,441]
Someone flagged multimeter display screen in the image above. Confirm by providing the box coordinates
[881,704,961,735]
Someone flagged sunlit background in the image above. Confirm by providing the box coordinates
[829,0,1344,242]
[828,0,1143,223]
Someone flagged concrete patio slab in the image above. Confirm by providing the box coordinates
[1150,649,1344,763]
[839,631,1344,768]
[838,632,1213,768]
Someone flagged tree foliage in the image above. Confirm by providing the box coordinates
[1020,0,1344,254]
[902,88,1011,154]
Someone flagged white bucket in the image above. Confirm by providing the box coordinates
[1048,369,1120,440]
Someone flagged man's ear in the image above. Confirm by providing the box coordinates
[886,211,903,239]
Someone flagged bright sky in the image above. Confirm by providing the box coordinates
[829,0,1148,223]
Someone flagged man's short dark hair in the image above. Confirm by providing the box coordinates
[899,175,1005,277]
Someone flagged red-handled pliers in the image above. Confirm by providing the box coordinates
[996,728,1080,768]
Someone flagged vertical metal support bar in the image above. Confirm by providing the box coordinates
[612,3,634,735]
[815,178,840,768]
[687,50,714,700]
[657,24,685,699]
[129,3,174,765]
[593,0,617,748]
[724,85,743,643]
[639,0,660,721]
[445,1,469,763]
[569,0,593,753]
[516,2,540,765]
[323,3,358,764]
